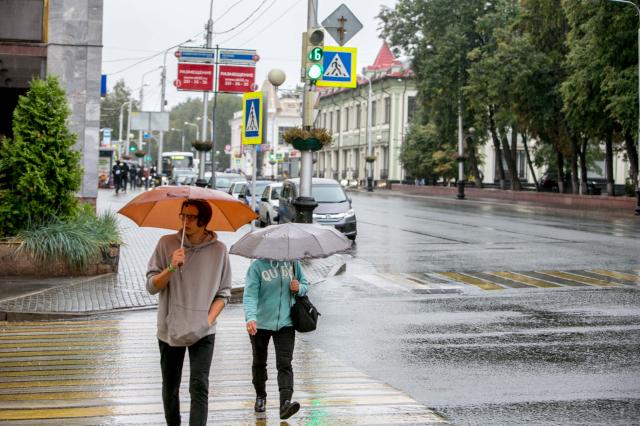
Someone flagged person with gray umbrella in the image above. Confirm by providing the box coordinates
[242,258,309,420]
[232,223,351,420]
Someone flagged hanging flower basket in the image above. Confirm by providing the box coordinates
[192,140,213,152]
[121,155,132,160]
[365,155,377,163]
[134,150,146,158]
[282,127,332,152]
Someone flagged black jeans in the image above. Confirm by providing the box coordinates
[159,334,215,426]
[250,327,295,405]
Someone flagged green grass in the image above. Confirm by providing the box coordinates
[15,208,123,270]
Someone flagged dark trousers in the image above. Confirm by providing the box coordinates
[250,327,295,405]
[159,335,215,426]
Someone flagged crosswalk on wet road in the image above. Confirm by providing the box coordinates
[356,269,639,294]
[0,306,446,425]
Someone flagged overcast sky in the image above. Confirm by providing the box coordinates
[102,0,399,111]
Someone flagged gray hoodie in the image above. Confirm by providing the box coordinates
[146,231,231,347]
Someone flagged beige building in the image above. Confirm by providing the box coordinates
[315,42,417,184]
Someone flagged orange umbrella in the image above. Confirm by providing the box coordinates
[118,186,257,233]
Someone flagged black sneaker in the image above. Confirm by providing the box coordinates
[254,396,266,413]
[279,400,300,420]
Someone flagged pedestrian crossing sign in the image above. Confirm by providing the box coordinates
[317,46,357,88]
[242,91,262,145]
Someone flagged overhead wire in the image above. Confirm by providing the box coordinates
[212,0,269,35]
[213,0,246,24]
[228,0,300,46]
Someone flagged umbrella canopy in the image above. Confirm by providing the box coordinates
[118,186,257,232]
[229,222,352,261]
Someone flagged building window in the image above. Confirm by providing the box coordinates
[371,101,377,127]
[329,112,333,133]
[356,104,361,129]
[407,96,417,122]
[344,107,349,131]
[336,109,341,133]
[384,97,391,124]
[278,127,294,144]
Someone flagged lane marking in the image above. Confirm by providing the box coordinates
[486,271,559,288]
[539,271,619,287]
[438,272,504,291]
[590,269,640,284]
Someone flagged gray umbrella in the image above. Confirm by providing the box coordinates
[229,223,352,260]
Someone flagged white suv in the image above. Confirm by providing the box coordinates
[258,182,282,227]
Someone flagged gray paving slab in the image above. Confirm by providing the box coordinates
[0,188,347,319]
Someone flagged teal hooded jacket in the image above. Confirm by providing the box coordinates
[243,259,309,331]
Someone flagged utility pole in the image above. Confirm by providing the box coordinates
[295,0,321,223]
[363,74,374,192]
[198,0,214,183]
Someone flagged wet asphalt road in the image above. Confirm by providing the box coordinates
[304,192,640,425]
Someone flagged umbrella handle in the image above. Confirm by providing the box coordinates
[181,219,186,248]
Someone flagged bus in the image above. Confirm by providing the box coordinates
[161,151,195,177]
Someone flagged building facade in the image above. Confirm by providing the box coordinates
[315,42,416,184]
[0,0,103,202]
[228,80,303,179]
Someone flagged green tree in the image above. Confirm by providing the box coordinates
[562,0,638,195]
[0,76,82,237]
[166,94,241,169]
[380,0,492,187]
[100,79,137,141]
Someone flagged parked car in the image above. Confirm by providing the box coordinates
[278,178,357,240]
[207,172,245,192]
[239,180,271,214]
[228,180,247,199]
[258,182,282,227]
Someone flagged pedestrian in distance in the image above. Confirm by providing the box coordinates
[129,164,138,189]
[243,259,309,420]
[146,199,232,426]
[112,160,123,194]
[121,161,130,193]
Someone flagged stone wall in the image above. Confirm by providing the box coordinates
[46,0,103,202]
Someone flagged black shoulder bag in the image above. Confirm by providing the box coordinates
[290,262,320,333]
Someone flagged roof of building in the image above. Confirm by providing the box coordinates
[318,40,413,99]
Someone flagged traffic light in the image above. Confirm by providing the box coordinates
[129,146,136,152]
[301,27,324,83]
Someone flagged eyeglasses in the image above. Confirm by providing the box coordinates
[178,213,199,222]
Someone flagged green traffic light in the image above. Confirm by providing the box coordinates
[307,63,323,80]
[130,146,136,152]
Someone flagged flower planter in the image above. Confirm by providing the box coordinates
[0,241,120,277]
[134,150,146,158]
[192,141,213,152]
[292,138,323,151]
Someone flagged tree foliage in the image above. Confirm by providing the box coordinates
[100,79,137,141]
[0,76,82,237]
[380,0,640,194]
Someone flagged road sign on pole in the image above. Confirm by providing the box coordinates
[242,92,263,145]
[175,63,214,91]
[316,46,357,88]
[321,4,363,46]
[217,65,256,93]
[176,47,216,63]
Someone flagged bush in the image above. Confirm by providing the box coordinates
[0,76,82,237]
[15,207,123,271]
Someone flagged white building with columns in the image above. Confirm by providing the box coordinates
[315,42,417,183]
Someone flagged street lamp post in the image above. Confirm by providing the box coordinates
[138,67,162,156]
[171,128,185,151]
[184,121,200,142]
[158,39,193,176]
[607,0,640,214]
[118,101,128,156]
[362,74,374,192]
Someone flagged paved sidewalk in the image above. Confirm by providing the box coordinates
[0,189,346,320]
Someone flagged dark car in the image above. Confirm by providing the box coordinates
[278,178,357,240]
[239,180,271,214]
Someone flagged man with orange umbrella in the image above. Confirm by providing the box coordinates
[146,199,232,426]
